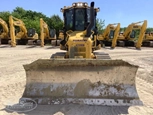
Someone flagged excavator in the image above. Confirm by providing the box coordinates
[98,23,120,48]
[21,2,142,106]
[0,18,9,44]
[9,15,38,47]
[142,31,153,47]
[116,20,147,49]
[40,18,57,47]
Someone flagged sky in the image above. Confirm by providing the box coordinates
[0,0,153,28]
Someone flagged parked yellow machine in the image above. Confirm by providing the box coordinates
[9,15,38,47]
[117,20,147,49]
[40,18,56,47]
[21,2,142,106]
[142,31,153,47]
[98,23,120,48]
[0,18,9,44]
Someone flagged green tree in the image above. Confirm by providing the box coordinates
[96,18,105,34]
[12,7,26,18]
[146,28,153,33]
[22,17,40,34]
[9,7,64,35]
[0,11,11,25]
[50,15,63,36]
[120,27,126,32]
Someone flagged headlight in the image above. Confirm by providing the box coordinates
[77,3,83,7]
[84,2,88,6]
[72,3,76,7]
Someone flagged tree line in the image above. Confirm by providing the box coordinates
[0,7,153,38]
[0,7,63,36]
[0,7,105,36]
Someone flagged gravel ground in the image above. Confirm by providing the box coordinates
[0,45,153,115]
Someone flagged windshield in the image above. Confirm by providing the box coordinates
[64,8,94,31]
[130,30,135,38]
[87,8,90,23]
[109,30,114,39]
[75,8,85,31]
[65,9,73,30]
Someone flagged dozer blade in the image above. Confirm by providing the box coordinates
[22,59,142,106]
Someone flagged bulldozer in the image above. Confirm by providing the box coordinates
[9,15,39,47]
[117,20,147,49]
[98,23,120,48]
[40,18,57,47]
[0,18,9,44]
[21,2,142,106]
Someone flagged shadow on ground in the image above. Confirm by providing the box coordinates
[0,45,11,48]
[2,104,130,115]
[45,46,60,49]
[25,45,38,48]
[124,47,141,51]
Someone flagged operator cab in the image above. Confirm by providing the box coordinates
[61,2,100,33]
[64,7,91,31]
[109,30,115,39]
[130,30,136,38]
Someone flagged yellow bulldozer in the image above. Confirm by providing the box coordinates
[40,18,57,47]
[0,18,9,44]
[98,23,120,48]
[21,2,142,106]
[9,15,38,47]
[117,20,147,49]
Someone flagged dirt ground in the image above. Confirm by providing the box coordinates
[0,45,153,115]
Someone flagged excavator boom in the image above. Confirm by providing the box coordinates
[135,20,147,48]
[9,15,38,47]
[117,20,147,49]
[40,18,56,47]
[0,18,9,35]
[0,18,9,44]
[98,23,120,48]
